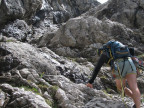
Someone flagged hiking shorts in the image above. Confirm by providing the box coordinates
[112,57,137,79]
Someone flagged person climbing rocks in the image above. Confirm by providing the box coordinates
[86,40,141,108]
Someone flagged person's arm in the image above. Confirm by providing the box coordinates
[87,53,109,87]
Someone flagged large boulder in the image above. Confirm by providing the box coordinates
[46,16,138,59]
[0,41,20,72]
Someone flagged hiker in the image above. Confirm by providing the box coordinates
[86,40,141,108]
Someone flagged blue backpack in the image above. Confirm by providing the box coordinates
[102,40,131,63]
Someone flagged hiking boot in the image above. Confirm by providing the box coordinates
[132,104,136,108]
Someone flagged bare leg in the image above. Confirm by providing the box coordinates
[115,78,126,93]
[126,74,141,108]
[115,79,129,97]
[115,78,138,104]
[124,87,133,98]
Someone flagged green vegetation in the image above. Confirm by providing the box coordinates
[20,85,59,108]
[142,98,144,103]
[49,85,59,108]
[38,84,59,108]
[45,99,53,107]
[106,88,112,93]
[66,57,77,62]
[6,39,16,42]
[52,101,59,108]
[19,79,59,108]
[137,54,144,59]
[100,75,107,79]
[49,85,59,97]
[20,86,39,94]
[89,67,93,71]
[142,95,144,103]
[40,72,45,78]
[38,84,49,92]
[103,90,113,98]
[6,40,13,42]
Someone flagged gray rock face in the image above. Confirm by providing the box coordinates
[87,0,144,28]
[1,19,32,42]
[0,91,5,107]
[140,0,144,8]
[84,98,131,108]
[0,83,51,108]
[34,0,100,25]
[44,75,132,108]
[47,16,135,58]
[50,17,132,47]
[1,42,58,75]
[0,0,144,108]
[0,43,20,72]
[0,54,20,72]
[0,0,42,28]
[0,40,92,83]
[31,0,100,42]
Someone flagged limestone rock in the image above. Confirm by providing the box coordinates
[1,19,32,42]
[48,16,134,58]
[44,75,132,108]
[0,0,42,28]
[0,0,144,108]
[87,0,144,28]
[0,83,51,108]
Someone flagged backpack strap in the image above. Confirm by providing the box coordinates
[128,58,133,71]
[116,61,125,97]
[121,59,126,75]
[107,48,114,64]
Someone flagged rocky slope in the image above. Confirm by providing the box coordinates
[0,0,144,108]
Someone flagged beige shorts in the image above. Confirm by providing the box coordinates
[112,57,137,79]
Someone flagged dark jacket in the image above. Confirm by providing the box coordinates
[88,53,109,84]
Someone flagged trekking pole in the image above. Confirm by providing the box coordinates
[116,62,129,108]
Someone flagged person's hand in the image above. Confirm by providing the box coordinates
[86,83,93,88]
